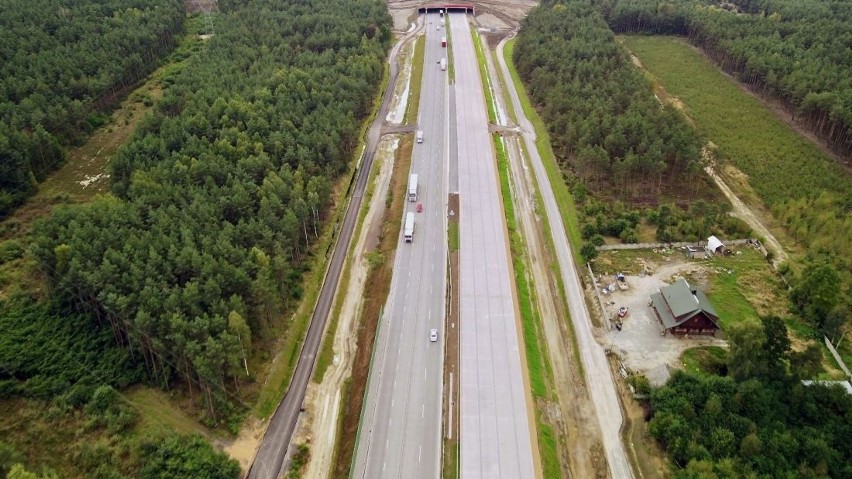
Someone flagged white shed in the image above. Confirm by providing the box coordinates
[706,235,724,254]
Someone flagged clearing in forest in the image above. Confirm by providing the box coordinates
[621,36,851,273]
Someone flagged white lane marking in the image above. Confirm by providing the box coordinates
[422,403,425,418]
[419,445,422,462]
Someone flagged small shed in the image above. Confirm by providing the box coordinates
[706,235,725,254]
[685,245,706,259]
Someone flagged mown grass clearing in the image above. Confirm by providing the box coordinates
[126,386,212,437]
[681,346,728,376]
[703,249,789,330]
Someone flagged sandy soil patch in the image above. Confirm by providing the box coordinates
[223,417,267,472]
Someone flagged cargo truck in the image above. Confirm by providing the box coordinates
[404,212,415,243]
[408,174,418,201]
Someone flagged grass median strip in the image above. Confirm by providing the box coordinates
[472,27,497,124]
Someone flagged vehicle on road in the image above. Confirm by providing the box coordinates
[416,130,423,143]
[404,212,415,243]
[430,329,438,342]
[441,36,447,48]
[439,58,446,71]
[408,173,418,201]
[416,202,423,213]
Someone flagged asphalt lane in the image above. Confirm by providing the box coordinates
[451,14,536,479]
[353,12,449,479]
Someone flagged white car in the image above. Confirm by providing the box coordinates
[430,328,438,342]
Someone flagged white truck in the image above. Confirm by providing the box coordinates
[403,212,415,243]
[408,173,418,201]
[440,58,447,71]
[416,130,423,143]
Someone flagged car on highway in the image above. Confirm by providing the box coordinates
[430,329,438,342]
[416,203,423,213]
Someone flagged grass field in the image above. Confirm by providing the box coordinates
[622,36,851,268]
[693,250,790,331]
[472,28,496,124]
[502,40,583,263]
[681,346,729,376]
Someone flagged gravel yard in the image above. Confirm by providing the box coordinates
[592,254,727,385]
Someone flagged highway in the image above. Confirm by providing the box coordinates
[451,13,536,479]
[245,20,421,479]
[352,11,449,479]
[495,35,635,478]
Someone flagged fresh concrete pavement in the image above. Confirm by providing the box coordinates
[352,11,449,479]
[451,13,537,479]
[495,35,635,478]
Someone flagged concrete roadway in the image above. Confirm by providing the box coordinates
[352,12,449,479]
[495,36,634,478]
[451,13,536,479]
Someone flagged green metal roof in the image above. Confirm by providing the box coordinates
[652,278,719,329]
[662,278,701,319]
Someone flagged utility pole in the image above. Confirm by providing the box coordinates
[202,0,217,37]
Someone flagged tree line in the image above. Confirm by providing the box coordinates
[0,0,185,218]
[649,316,852,477]
[30,0,391,420]
[514,0,713,257]
[515,1,705,204]
[593,0,852,159]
